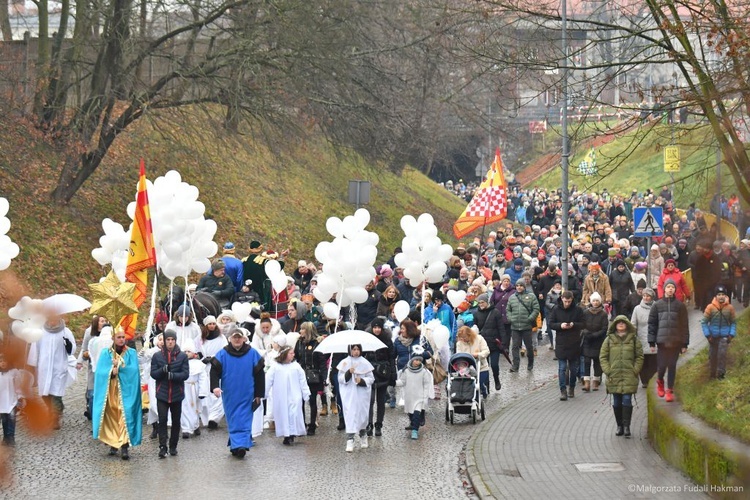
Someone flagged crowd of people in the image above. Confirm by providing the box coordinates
[0,184,745,459]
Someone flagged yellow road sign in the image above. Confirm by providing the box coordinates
[664,145,680,172]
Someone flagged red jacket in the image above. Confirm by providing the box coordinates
[657,268,690,302]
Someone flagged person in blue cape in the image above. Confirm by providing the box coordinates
[210,327,265,458]
[92,327,142,460]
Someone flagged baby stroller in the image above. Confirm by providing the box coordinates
[445,352,485,424]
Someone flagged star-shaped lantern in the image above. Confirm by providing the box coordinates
[88,271,138,326]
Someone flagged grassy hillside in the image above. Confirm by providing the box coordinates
[528,122,737,208]
[0,108,466,315]
[677,308,750,445]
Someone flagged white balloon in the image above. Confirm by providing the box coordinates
[0,255,10,271]
[432,324,451,351]
[191,258,211,274]
[11,320,24,336]
[91,247,110,266]
[265,260,281,277]
[417,213,435,226]
[314,242,331,263]
[164,242,183,260]
[424,261,447,283]
[446,289,467,308]
[326,217,343,238]
[164,170,182,185]
[316,274,339,296]
[126,201,136,220]
[400,215,418,235]
[403,266,424,284]
[354,208,370,228]
[323,302,340,320]
[313,287,332,304]
[5,242,19,259]
[271,274,287,293]
[183,201,205,220]
[0,217,10,235]
[393,300,410,323]
[231,302,253,323]
[437,244,454,262]
[0,198,8,217]
[394,253,409,268]
[344,286,368,304]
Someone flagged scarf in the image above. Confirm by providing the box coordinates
[399,335,414,348]
[45,320,65,334]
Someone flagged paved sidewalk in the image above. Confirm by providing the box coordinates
[467,308,713,499]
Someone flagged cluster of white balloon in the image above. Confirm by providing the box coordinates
[393,213,453,333]
[8,296,46,343]
[0,197,20,271]
[91,171,218,283]
[135,170,218,280]
[91,218,130,281]
[313,208,379,322]
[394,214,453,285]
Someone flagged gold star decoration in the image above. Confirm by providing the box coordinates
[88,271,139,327]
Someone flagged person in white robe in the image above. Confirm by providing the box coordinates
[198,316,228,429]
[265,346,310,445]
[0,352,29,446]
[27,315,76,428]
[337,344,374,452]
[396,345,434,440]
[138,333,162,439]
[262,333,285,429]
[165,305,202,349]
[180,339,209,438]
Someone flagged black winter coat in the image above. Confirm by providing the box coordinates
[647,296,689,348]
[548,302,585,361]
[364,329,396,388]
[150,345,190,403]
[580,306,609,358]
[609,269,635,303]
[294,336,326,391]
[474,306,504,352]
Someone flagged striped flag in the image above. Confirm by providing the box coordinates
[453,148,508,238]
[118,159,157,340]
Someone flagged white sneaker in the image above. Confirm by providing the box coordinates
[360,436,368,449]
[263,421,270,430]
[345,439,354,453]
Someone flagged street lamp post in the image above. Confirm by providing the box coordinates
[560,0,570,291]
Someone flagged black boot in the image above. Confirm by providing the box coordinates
[150,423,158,439]
[560,388,568,401]
[614,406,624,436]
[120,445,130,460]
[622,405,633,438]
[158,446,167,459]
[337,417,346,431]
[366,423,373,437]
[494,376,501,391]
[374,423,382,437]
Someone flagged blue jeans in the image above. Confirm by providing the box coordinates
[488,351,500,382]
[1,409,16,442]
[85,389,93,419]
[612,393,633,408]
[409,411,425,430]
[558,358,580,391]
[479,371,490,397]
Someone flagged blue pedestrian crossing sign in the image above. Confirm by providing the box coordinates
[633,207,663,236]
